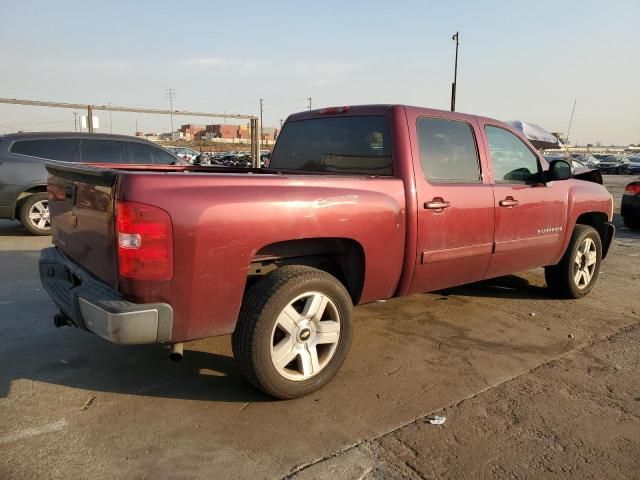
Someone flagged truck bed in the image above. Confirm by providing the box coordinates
[46,162,407,341]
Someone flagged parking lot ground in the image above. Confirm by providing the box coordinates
[1,176,639,479]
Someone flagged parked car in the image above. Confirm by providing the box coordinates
[543,155,603,184]
[165,146,203,164]
[0,132,183,235]
[621,180,640,229]
[569,153,599,168]
[626,156,640,175]
[39,105,614,399]
[593,154,628,174]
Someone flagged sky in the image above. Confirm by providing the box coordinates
[0,0,638,145]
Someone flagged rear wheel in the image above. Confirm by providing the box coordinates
[545,225,602,299]
[232,265,353,399]
[19,193,51,236]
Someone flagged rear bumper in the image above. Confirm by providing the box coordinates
[39,247,173,345]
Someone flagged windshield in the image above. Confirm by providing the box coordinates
[270,116,392,175]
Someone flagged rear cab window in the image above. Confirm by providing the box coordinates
[11,139,81,161]
[269,116,392,175]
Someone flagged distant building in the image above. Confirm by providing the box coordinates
[179,124,206,140]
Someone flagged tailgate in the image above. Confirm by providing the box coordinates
[46,162,119,288]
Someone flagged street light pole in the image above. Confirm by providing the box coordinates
[451,32,459,112]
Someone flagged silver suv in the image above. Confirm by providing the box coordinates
[0,132,181,235]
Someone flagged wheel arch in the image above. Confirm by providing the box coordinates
[250,237,366,304]
[14,184,48,217]
[575,211,614,258]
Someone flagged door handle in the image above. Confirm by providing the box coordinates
[499,197,519,208]
[424,198,451,210]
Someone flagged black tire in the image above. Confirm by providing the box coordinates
[545,225,602,299]
[232,265,353,399]
[19,192,51,236]
[623,216,640,230]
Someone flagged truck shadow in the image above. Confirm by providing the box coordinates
[439,275,553,300]
[0,340,274,403]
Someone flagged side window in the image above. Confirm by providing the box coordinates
[11,139,80,162]
[416,117,481,183]
[485,126,541,184]
[129,143,177,164]
[81,139,127,164]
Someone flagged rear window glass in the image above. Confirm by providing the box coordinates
[270,116,392,175]
[11,139,80,161]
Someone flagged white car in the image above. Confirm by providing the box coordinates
[165,146,203,164]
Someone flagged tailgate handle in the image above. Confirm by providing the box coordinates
[64,184,77,202]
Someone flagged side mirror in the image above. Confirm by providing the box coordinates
[546,159,572,181]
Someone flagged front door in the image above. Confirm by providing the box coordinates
[480,124,568,279]
[409,113,495,294]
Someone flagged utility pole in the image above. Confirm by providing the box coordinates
[259,98,264,149]
[73,112,78,132]
[566,99,577,145]
[165,88,176,139]
[108,102,113,134]
[451,32,459,112]
[87,105,94,133]
[307,97,312,111]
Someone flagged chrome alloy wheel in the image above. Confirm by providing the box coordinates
[28,200,50,230]
[573,237,597,289]
[270,291,341,381]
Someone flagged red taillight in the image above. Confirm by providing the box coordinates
[116,201,173,281]
[316,106,351,115]
[624,183,640,195]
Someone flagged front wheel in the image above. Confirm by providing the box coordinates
[232,266,353,399]
[19,192,51,235]
[545,225,602,299]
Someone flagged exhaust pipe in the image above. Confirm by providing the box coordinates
[169,342,183,362]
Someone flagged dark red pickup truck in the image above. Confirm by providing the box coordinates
[40,105,614,398]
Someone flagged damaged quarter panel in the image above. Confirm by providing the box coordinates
[118,172,406,341]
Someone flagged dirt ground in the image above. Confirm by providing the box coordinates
[1,175,639,479]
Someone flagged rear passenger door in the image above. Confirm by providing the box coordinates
[408,113,495,294]
[481,124,568,278]
[80,139,128,164]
